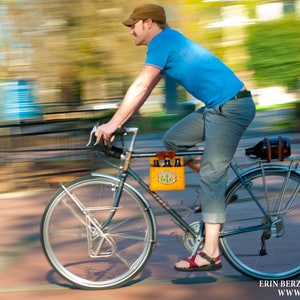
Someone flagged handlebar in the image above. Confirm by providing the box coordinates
[86,125,127,159]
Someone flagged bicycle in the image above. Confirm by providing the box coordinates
[40,125,300,289]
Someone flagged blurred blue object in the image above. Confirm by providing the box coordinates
[0,79,42,121]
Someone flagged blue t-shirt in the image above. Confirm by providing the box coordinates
[145,28,244,108]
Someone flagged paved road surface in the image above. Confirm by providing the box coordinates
[2,187,300,300]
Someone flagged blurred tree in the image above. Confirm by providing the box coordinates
[1,0,299,112]
[246,17,300,90]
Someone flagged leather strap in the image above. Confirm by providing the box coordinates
[199,251,221,265]
[278,136,284,161]
[264,137,271,162]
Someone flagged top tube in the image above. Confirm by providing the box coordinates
[89,125,300,166]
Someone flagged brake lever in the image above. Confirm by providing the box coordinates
[86,124,98,147]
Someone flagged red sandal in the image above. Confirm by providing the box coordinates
[174,251,222,272]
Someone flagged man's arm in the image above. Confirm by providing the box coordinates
[96,65,163,142]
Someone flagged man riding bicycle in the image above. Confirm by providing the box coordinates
[95,3,256,272]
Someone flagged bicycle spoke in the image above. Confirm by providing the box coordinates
[41,175,155,289]
[221,167,300,280]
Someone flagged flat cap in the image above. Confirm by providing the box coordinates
[122,4,166,27]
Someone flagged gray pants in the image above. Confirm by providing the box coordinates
[163,96,256,223]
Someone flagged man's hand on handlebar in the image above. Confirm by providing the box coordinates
[95,122,119,144]
[90,124,127,159]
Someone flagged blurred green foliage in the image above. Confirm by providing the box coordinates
[246,17,300,90]
[1,0,299,107]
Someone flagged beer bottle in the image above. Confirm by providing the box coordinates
[245,136,291,161]
[174,157,181,167]
[153,159,160,167]
[163,158,171,167]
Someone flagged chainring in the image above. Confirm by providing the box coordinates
[183,221,204,253]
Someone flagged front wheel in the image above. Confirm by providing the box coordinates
[220,166,300,280]
[41,175,156,289]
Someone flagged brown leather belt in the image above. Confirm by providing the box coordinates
[231,90,251,100]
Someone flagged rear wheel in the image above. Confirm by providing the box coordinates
[220,167,300,279]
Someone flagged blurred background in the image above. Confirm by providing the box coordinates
[0,0,299,192]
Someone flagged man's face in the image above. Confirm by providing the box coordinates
[130,20,150,46]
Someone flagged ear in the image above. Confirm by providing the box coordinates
[145,19,154,29]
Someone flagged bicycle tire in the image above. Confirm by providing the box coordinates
[41,174,156,289]
[220,165,300,280]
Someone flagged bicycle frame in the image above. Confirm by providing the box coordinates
[40,126,300,288]
[90,127,300,253]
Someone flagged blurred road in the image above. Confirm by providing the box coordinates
[0,110,300,300]
[245,106,298,138]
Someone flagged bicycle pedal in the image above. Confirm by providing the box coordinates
[194,204,202,214]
